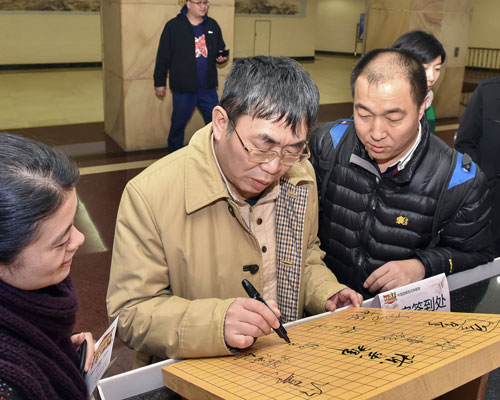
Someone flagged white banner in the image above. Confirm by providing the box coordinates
[371,273,450,312]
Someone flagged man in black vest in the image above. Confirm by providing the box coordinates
[154,0,227,152]
[310,49,494,299]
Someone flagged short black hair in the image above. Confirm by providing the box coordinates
[0,133,80,265]
[392,30,446,64]
[350,48,428,107]
[219,56,320,137]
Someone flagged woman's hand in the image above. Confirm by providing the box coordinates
[71,332,95,372]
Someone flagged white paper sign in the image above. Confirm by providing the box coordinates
[85,317,119,395]
[371,273,450,312]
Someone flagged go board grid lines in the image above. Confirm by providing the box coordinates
[163,307,500,399]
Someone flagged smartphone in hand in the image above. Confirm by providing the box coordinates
[78,339,87,376]
[219,49,230,57]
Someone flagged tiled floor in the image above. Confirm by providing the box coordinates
[0,68,103,130]
[301,55,359,104]
[0,55,357,131]
[1,54,477,394]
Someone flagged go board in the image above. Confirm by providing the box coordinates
[162,307,500,399]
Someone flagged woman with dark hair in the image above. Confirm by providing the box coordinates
[392,30,446,133]
[0,133,94,399]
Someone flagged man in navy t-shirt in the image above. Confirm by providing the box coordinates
[154,0,227,152]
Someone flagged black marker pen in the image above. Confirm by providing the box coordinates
[241,279,290,343]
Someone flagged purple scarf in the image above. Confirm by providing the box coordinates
[0,277,87,399]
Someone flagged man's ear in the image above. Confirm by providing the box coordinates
[212,106,229,142]
[418,95,428,120]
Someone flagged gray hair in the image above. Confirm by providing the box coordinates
[219,56,320,137]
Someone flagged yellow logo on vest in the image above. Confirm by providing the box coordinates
[396,216,408,226]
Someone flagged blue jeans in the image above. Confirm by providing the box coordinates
[168,88,218,152]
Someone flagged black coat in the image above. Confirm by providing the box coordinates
[455,76,500,251]
[153,9,225,92]
[310,119,494,298]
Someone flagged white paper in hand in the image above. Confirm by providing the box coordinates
[84,317,119,395]
[371,273,450,312]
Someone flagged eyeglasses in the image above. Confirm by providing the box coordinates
[189,0,210,6]
[229,118,310,167]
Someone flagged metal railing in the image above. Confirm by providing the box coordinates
[466,47,500,70]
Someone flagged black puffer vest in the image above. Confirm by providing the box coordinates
[310,119,494,298]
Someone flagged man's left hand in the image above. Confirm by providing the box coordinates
[216,55,228,64]
[325,288,362,311]
[363,259,426,294]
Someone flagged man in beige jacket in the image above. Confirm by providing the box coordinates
[107,56,362,365]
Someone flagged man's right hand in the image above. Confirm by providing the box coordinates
[224,297,281,349]
[363,259,426,293]
[154,86,167,100]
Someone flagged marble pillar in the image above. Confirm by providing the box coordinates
[364,0,473,118]
[101,0,234,151]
